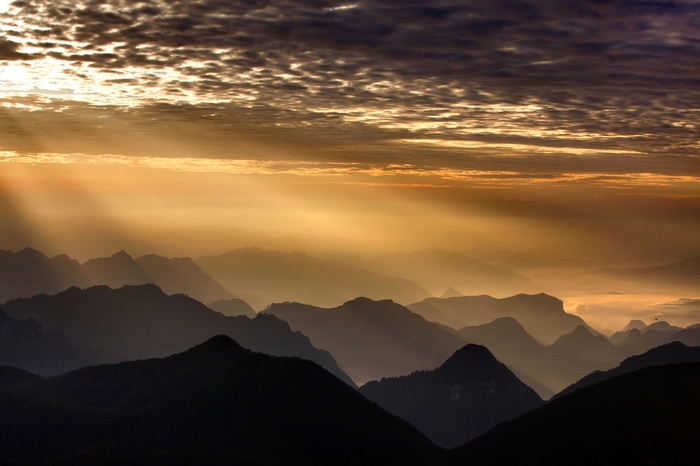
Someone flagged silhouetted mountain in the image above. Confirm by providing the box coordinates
[441,287,463,298]
[411,293,595,344]
[208,298,256,318]
[196,247,431,307]
[0,336,436,465]
[556,342,700,399]
[0,248,92,303]
[0,365,41,388]
[601,256,700,291]
[3,285,353,385]
[616,322,697,357]
[134,254,233,304]
[0,308,72,374]
[360,344,543,448]
[265,297,466,385]
[450,362,700,465]
[456,319,619,399]
[623,319,647,331]
[358,249,530,296]
[406,301,466,330]
[643,320,683,333]
[82,250,151,287]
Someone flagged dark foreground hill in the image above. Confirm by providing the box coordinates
[0,336,436,466]
[360,344,543,448]
[411,293,594,344]
[450,362,700,466]
[556,341,700,399]
[265,297,466,385]
[3,285,353,385]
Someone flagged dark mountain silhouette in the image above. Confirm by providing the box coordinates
[450,362,700,465]
[228,292,267,312]
[556,341,700,399]
[406,301,466,330]
[0,365,40,388]
[457,319,620,398]
[623,319,647,331]
[134,254,233,303]
[196,247,431,308]
[264,297,466,385]
[359,249,531,297]
[0,308,73,374]
[0,336,436,465]
[82,250,151,287]
[411,293,595,344]
[3,284,353,385]
[360,344,543,448]
[208,298,256,318]
[644,320,683,333]
[616,323,700,357]
[0,248,92,303]
[601,255,700,291]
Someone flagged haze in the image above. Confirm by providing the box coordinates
[1,0,699,332]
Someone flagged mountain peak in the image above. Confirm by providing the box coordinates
[441,287,463,299]
[622,319,647,332]
[111,250,134,260]
[440,344,501,373]
[187,334,247,354]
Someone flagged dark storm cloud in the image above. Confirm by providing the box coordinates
[4,0,700,167]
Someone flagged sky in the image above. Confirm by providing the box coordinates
[0,0,699,274]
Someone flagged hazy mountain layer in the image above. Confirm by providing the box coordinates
[360,344,543,447]
[208,298,256,318]
[265,297,466,385]
[3,284,353,385]
[411,293,595,344]
[450,362,700,465]
[0,336,435,465]
[456,319,620,398]
[0,248,91,303]
[599,256,700,293]
[196,247,431,308]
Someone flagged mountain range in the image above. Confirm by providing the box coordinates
[2,284,353,385]
[264,297,467,385]
[196,247,432,307]
[359,344,544,447]
[0,336,435,465]
[409,293,595,344]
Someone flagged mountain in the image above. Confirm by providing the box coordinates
[0,248,92,303]
[134,254,233,303]
[601,256,700,292]
[196,247,431,308]
[406,301,467,330]
[441,286,463,298]
[357,249,531,296]
[359,344,543,448]
[208,298,256,318]
[556,342,700,399]
[264,297,467,385]
[450,362,700,465]
[410,293,595,344]
[83,251,232,304]
[623,319,647,331]
[456,319,620,398]
[0,336,436,465]
[0,308,73,374]
[82,250,152,287]
[3,284,353,385]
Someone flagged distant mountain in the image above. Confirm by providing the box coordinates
[441,287,463,298]
[601,256,700,291]
[82,250,151,287]
[82,251,232,304]
[406,301,467,330]
[623,319,647,331]
[358,249,531,296]
[556,342,700,399]
[208,298,256,318]
[134,254,233,303]
[450,362,700,465]
[456,319,620,398]
[196,247,431,308]
[265,297,467,385]
[411,293,595,344]
[0,365,40,388]
[0,336,436,465]
[0,308,73,374]
[0,248,92,303]
[3,284,353,385]
[360,344,543,448]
